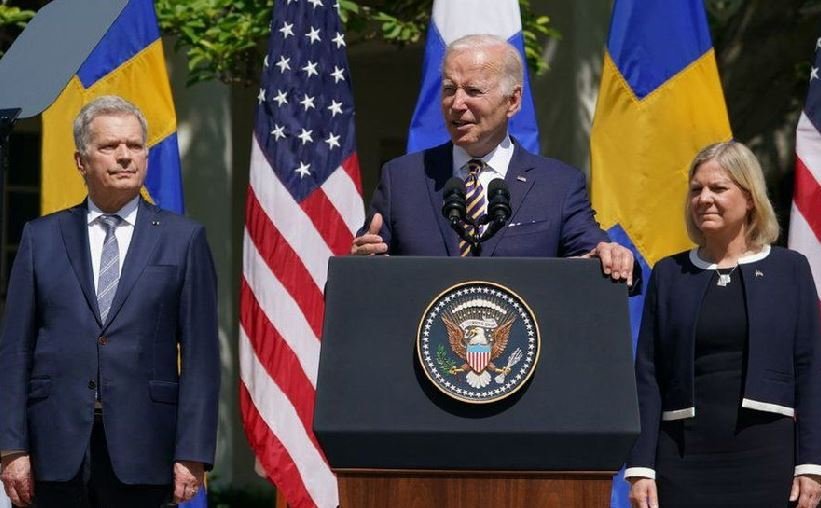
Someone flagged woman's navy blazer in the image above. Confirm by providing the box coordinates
[627,246,821,478]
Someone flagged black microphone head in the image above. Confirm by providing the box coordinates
[443,177,466,197]
[486,178,511,223]
[442,177,466,222]
[487,178,510,199]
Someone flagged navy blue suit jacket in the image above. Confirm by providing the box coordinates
[0,199,219,485]
[362,141,610,256]
[629,246,821,474]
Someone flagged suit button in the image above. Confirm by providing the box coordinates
[88,380,96,390]
[98,336,107,345]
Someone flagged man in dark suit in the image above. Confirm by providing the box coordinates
[352,34,635,285]
[0,96,219,507]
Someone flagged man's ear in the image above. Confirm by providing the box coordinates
[74,151,86,177]
[507,85,523,118]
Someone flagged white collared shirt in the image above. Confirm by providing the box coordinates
[452,134,515,192]
[87,196,139,295]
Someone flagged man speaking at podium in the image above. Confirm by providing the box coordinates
[351,34,634,286]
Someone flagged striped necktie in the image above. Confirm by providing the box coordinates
[459,159,486,256]
[97,214,122,323]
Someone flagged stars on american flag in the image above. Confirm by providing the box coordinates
[325,132,340,149]
[279,21,294,38]
[294,161,311,178]
[275,56,291,73]
[271,124,286,141]
[255,0,355,191]
[297,128,314,145]
[305,26,321,44]
[273,89,288,106]
[299,94,315,110]
[301,60,319,77]
[327,100,343,117]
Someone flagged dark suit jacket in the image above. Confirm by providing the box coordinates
[362,140,610,256]
[628,246,821,474]
[0,199,219,485]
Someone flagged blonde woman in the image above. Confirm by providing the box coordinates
[627,141,821,507]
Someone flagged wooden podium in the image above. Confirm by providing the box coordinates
[336,470,613,507]
[315,257,639,507]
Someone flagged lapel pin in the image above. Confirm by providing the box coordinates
[517,175,527,182]
[152,220,160,226]
[755,270,764,278]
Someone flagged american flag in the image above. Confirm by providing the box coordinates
[239,0,364,506]
[789,36,821,309]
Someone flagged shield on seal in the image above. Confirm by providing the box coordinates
[466,344,491,372]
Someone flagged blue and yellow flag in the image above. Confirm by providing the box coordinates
[40,0,183,215]
[589,1,732,506]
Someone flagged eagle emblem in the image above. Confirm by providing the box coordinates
[417,282,540,403]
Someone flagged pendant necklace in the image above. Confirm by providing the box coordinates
[715,265,738,287]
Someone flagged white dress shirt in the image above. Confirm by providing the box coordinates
[451,134,515,192]
[87,196,139,295]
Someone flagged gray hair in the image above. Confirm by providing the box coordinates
[684,141,780,248]
[73,95,148,154]
[444,34,524,96]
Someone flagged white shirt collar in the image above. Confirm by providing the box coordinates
[87,196,140,226]
[688,244,771,269]
[452,134,514,178]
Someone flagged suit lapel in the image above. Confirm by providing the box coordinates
[103,199,161,327]
[483,143,535,256]
[424,143,460,256]
[60,201,101,324]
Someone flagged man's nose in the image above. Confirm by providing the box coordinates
[114,143,131,159]
[451,89,467,109]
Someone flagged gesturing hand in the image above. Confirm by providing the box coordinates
[351,213,388,255]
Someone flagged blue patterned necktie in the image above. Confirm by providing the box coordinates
[460,159,486,256]
[97,214,122,323]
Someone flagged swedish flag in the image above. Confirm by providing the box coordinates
[40,0,183,215]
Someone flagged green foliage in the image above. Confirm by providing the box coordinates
[155,0,273,86]
[155,0,558,87]
[0,2,35,57]
[519,0,559,76]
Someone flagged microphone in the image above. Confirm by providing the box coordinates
[442,177,466,225]
[479,178,511,242]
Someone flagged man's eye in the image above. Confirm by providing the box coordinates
[467,88,483,96]
[442,86,455,95]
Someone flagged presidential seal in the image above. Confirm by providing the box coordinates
[417,281,540,404]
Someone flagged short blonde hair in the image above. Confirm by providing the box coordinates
[684,141,779,248]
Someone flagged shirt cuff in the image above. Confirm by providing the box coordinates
[624,467,656,480]
[795,464,821,477]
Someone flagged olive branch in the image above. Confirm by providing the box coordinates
[435,344,457,374]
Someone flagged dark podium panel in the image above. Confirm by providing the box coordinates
[314,256,639,473]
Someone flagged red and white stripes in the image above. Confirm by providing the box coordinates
[790,112,821,307]
[240,135,364,507]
